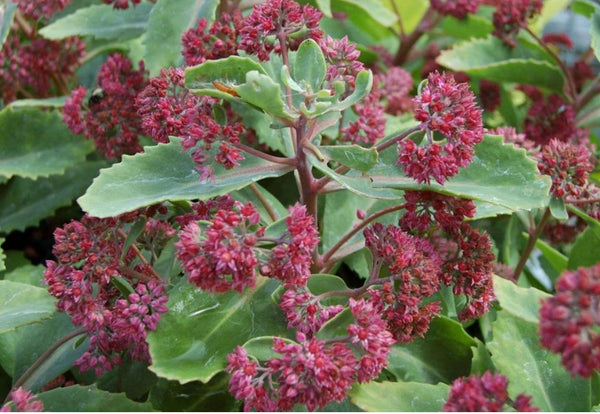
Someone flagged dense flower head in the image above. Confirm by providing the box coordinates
[63,53,147,159]
[441,223,495,320]
[174,195,236,227]
[378,67,414,115]
[44,212,171,376]
[364,223,443,298]
[0,388,44,412]
[524,94,578,146]
[493,126,537,152]
[537,139,593,198]
[261,203,319,287]
[175,201,264,293]
[103,0,142,9]
[571,59,595,92]
[238,0,323,61]
[136,67,245,178]
[539,264,600,377]
[16,0,71,20]
[182,12,241,66]
[340,84,386,145]
[227,336,358,411]
[320,35,364,88]
[444,371,538,411]
[430,0,483,19]
[492,0,543,47]
[279,287,344,335]
[400,190,477,236]
[347,298,395,381]
[479,80,501,112]
[399,71,483,184]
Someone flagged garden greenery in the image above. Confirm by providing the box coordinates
[1,0,600,411]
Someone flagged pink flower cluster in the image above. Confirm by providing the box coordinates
[398,71,484,185]
[237,0,323,61]
[400,191,495,320]
[227,299,395,411]
[63,53,147,159]
[0,388,43,412]
[15,0,70,20]
[539,264,600,377]
[430,0,482,19]
[523,94,578,146]
[444,371,538,411]
[492,0,543,47]
[44,211,172,376]
[176,202,320,293]
[537,139,593,199]
[182,12,241,66]
[0,34,85,104]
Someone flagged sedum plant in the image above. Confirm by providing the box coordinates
[1,0,600,411]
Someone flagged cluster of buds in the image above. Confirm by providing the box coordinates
[43,208,173,376]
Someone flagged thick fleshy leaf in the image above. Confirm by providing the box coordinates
[0,313,85,392]
[39,3,153,40]
[234,71,297,121]
[78,138,294,218]
[568,227,600,270]
[316,0,332,16]
[441,14,492,39]
[147,277,289,383]
[0,2,17,45]
[0,161,105,232]
[334,0,396,27]
[387,316,475,384]
[437,35,565,93]
[488,311,591,411]
[591,10,600,66]
[0,280,55,334]
[149,374,239,412]
[492,275,551,324]
[319,145,378,172]
[8,97,67,108]
[293,39,327,92]
[319,135,550,213]
[349,381,450,411]
[37,385,153,411]
[144,0,219,76]
[533,237,568,275]
[0,107,94,179]
[0,239,5,272]
[3,263,44,286]
[185,56,267,94]
[573,0,600,17]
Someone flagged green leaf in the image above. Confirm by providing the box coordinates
[533,237,568,275]
[0,280,56,334]
[349,381,450,412]
[37,385,153,411]
[334,0,397,27]
[488,311,591,411]
[242,336,297,362]
[0,313,85,392]
[316,0,332,17]
[185,56,267,93]
[0,2,17,46]
[441,14,493,39]
[149,374,239,412]
[39,3,153,40]
[293,39,327,92]
[437,35,565,93]
[78,138,294,218]
[327,70,373,113]
[0,239,5,273]
[592,10,600,63]
[549,196,568,220]
[0,161,105,233]
[8,96,67,108]
[0,107,94,179]
[147,277,289,383]
[568,227,600,270]
[387,316,475,384]
[319,145,378,172]
[573,0,600,17]
[234,71,298,121]
[144,0,219,76]
[3,263,45,287]
[492,275,551,323]
[322,135,550,213]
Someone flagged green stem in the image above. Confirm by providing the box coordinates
[7,327,88,399]
[249,183,278,222]
[513,208,552,281]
